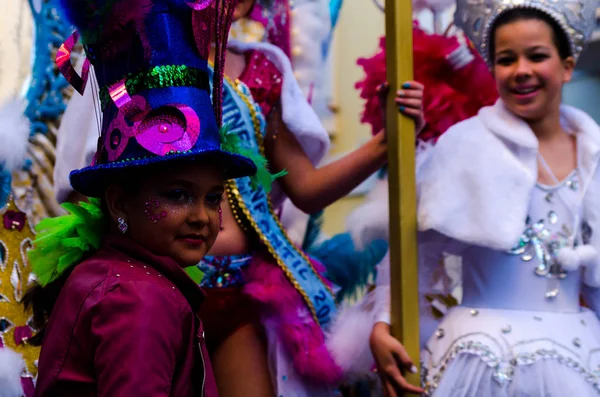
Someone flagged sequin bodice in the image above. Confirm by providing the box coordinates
[239,50,283,117]
[461,171,584,313]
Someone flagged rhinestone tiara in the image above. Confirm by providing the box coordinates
[454,0,599,66]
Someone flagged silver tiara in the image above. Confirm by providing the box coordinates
[454,0,599,66]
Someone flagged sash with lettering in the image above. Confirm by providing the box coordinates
[213,69,337,328]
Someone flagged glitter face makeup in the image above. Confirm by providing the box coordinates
[145,197,168,223]
[218,205,223,229]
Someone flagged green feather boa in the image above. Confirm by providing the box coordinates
[29,199,203,287]
[29,199,107,286]
[219,124,287,192]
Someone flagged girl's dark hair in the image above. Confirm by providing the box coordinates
[489,8,572,62]
[22,268,75,346]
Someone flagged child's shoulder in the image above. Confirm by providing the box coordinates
[67,253,188,312]
[440,113,485,141]
[57,254,192,347]
[432,113,491,157]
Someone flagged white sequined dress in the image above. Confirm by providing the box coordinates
[419,170,600,396]
[371,100,600,396]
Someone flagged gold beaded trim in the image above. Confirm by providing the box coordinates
[226,178,322,322]
[225,180,249,232]
[220,72,335,324]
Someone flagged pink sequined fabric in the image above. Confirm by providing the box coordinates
[56,31,91,95]
[239,50,283,117]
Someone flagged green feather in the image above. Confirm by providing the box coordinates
[29,198,107,286]
[184,266,205,284]
[219,124,287,192]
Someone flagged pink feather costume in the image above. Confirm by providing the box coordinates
[355,23,498,141]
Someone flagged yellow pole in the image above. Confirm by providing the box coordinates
[385,0,420,386]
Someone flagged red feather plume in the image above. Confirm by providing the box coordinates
[356,24,499,142]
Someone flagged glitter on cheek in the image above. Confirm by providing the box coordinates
[144,197,168,223]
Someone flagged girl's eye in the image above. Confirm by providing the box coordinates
[530,53,549,62]
[163,189,190,203]
[205,193,224,206]
[495,56,513,66]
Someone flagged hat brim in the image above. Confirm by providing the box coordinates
[69,148,257,198]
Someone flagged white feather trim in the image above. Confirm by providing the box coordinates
[346,177,389,250]
[557,247,581,272]
[423,101,600,252]
[325,302,376,378]
[227,40,331,165]
[290,0,331,100]
[576,244,598,266]
[0,98,29,172]
[0,348,25,397]
[557,245,599,274]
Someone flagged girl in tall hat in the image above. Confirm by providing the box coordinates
[25,0,277,395]
[365,0,600,395]
[53,1,426,396]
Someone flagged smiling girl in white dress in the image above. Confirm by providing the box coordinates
[364,0,600,395]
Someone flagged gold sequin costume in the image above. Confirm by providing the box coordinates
[0,196,40,390]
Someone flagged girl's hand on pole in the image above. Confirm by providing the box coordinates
[370,322,425,396]
[395,81,426,135]
[378,81,426,139]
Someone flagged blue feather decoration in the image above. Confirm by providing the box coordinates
[329,0,344,28]
[0,168,11,208]
[309,233,388,302]
[302,210,324,252]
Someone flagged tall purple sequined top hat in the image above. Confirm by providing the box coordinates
[56,0,258,198]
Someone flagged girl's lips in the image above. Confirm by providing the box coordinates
[178,235,206,245]
[511,86,541,102]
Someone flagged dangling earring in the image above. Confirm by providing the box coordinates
[218,206,223,228]
[117,217,128,234]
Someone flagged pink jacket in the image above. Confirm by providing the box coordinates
[35,235,218,397]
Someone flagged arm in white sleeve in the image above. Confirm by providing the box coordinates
[582,285,600,319]
[53,62,101,203]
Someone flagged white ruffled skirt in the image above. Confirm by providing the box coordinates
[422,306,600,397]
[265,326,340,397]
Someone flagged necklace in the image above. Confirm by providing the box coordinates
[537,151,581,245]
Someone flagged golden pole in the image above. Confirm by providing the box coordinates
[384,0,420,386]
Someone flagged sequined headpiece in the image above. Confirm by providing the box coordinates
[55,0,259,197]
[454,0,598,66]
